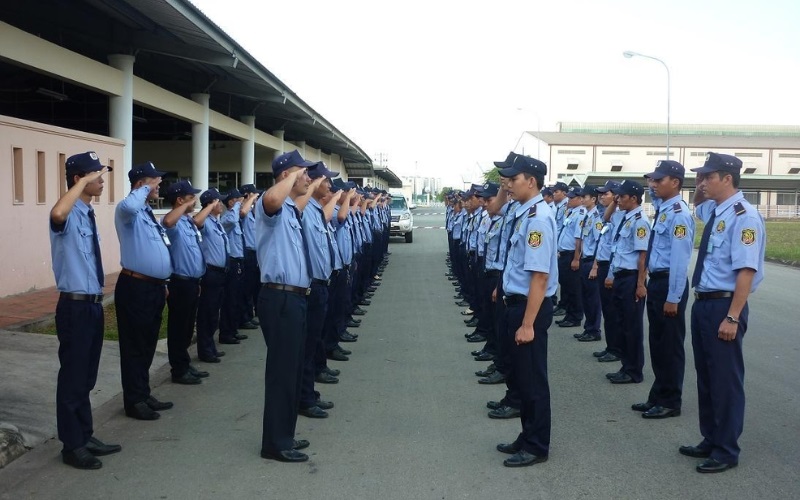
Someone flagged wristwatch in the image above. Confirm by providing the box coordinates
[725,315,739,324]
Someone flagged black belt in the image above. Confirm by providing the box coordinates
[60,292,103,303]
[207,264,227,273]
[596,260,610,266]
[228,257,244,262]
[503,294,527,306]
[311,278,330,286]
[244,248,256,253]
[121,268,169,286]
[581,257,595,263]
[485,270,502,278]
[170,274,201,283]
[694,291,734,300]
[614,269,638,278]
[330,269,341,278]
[649,270,670,279]
[263,283,310,296]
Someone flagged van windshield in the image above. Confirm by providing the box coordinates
[390,197,407,210]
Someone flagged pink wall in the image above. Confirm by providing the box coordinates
[0,115,125,298]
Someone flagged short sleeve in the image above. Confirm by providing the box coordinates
[523,217,554,273]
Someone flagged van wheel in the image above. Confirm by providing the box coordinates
[405,231,413,243]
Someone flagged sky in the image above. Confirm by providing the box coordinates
[190,0,800,187]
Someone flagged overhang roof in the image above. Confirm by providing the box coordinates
[530,132,800,150]
[563,172,800,191]
[373,167,403,188]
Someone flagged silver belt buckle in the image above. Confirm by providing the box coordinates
[502,295,508,306]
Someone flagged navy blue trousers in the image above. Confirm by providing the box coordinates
[55,297,103,452]
[167,277,200,377]
[645,276,688,409]
[557,252,583,323]
[597,262,622,357]
[259,287,307,454]
[611,273,645,382]
[691,297,748,465]
[495,279,520,409]
[195,266,226,359]
[219,257,244,342]
[300,282,328,409]
[241,249,260,324]
[580,260,602,336]
[505,297,553,456]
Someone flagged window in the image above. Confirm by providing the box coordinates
[778,153,800,158]
[735,152,762,158]
[776,193,797,205]
[557,149,586,155]
[690,152,707,157]
[566,162,579,170]
[601,150,630,155]
[742,167,757,174]
[646,151,675,156]
[108,159,116,203]
[13,147,24,204]
[58,153,67,197]
[742,191,759,205]
[610,164,623,172]
[789,167,800,174]
[37,151,46,204]
[255,172,275,189]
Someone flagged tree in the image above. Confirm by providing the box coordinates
[483,168,501,184]
[437,187,454,202]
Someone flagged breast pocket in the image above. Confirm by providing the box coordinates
[655,222,670,248]
[508,233,522,264]
[707,233,726,265]
[78,227,94,254]
[288,218,304,250]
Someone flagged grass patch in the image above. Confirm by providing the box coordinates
[36,302,169,341]
[694,220,800,262]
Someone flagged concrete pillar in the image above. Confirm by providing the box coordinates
[241,115,255,185]
[296,140,306,157]
[191,93,210,192]
[273,130,285,164]
[107,54,134,172]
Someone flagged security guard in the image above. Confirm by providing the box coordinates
[257,150,316,463]
[555,187,586,328]
[632,161,694,419]
[494,155,558,467]
[115,161,174,420]
[575,186,603,342]
[50,152,120,469]
[679,153,765,473]
[219,188,256,344]
[604,180,649,384]
[239,183,262,329]
[161,180,208,385]
[195,189,228,363]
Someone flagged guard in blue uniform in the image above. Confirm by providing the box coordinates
[494,155,558,467]
[632,161,695,418]
[50,152,120,469]
[551,181,569,315]
[605,180,649,384]
[679,153,765,473]
[194,189,228,363]
[575,186,603,342]
[161,180,209,385]
[115,161,174,420]
[239,183,262,329]
[556,187,586,328]
[256,150,316,463]
[219,188,256,344]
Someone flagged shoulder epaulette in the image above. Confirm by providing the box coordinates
[672,202,682,213]
[527,204,537,218]
[734,202,746,216]
[634,212,642,220]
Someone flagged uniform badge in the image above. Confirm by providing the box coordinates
[89,152,99,160]
[673,225,687,239]
[716,220,725,233]
[527,230,542,248]
[741,228,756,246]
[595,221,603,231]
[625,221,632,229]
[636,227,647,239]
[659,213,667,223]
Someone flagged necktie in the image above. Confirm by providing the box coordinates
[87,209,104,288]
[292,205,314,278]
[646,206,661,268]
[146,207,169,247]
[316,206,336,269]
[557,208,572,244]
[609,213,630,265]
[692,210,716,288]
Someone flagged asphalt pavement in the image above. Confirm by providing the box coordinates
[1,211,798,499]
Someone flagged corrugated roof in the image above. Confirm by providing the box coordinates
[531,132,800,149]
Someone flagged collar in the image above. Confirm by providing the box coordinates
[309,197,322,210]
[713,191,745,216]
[663,193,683,208]
[514,193,543,218]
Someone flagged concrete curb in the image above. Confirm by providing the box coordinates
[0,424,28,469]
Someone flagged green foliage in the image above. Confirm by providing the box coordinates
[437,187,454,202]
[483,169,501,184]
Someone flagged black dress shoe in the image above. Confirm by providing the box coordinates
[315,399,334,410]
[631,402,654,412]
[219,337,241,345]
[293,439,310,450]
[465,318,479,327]
[172,372,202,385]
[460,309,474,316]
[598,353,621,363]
[347,320,361,328]
[573,332,585,338]
[496,442,521,454]
[260,449,308,463]
[679,445,712,458]
[85,437,121,456]
[125,401,160,421]
[467,334,486,343]
[62,447,102,470]
[360,299,373,305]
[503,450,548,467]
[216,351,226,357]
[323,367,340,377]
[609,373,637,384]
[474,352,495,362]
[188,365,209,378]
[486,400,503,410]
[592,350,607,358]
[478,371,505,384]
[577,334,601,342]
[696,458,737,473]
[366,287,378,293]
[199,355,221,363]
[364,292,375,298]
[476,365,497,377]
[453,295,464,300]
[337,347,352,355]
[239,321,259,330]
[558,320,581,328]
[327,350,349,361]
[553,307,567,316]
[146,396,173,411]
[299,406,329,418]
[642,406,681,419]
[234,333,249,340]
[488,406,520,419]
[349,318,362,324]
[352,308,366,316]
[339,332,358,342]
[315,372,339,384]
[250,317,260,326]
[471,349,484,356]
[456,301,470,307]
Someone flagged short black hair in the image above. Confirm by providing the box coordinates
[718,170,740,188]
[522,173,545,190]
[65,171,85,189]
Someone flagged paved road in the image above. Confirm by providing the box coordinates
[1,213,798,499]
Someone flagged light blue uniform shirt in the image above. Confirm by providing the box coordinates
[648,194,695,302]
[610,206,650,276]
[50,199,103,294]
[115,186,172,279]
[555,198,568,232]
[242,210,256,250]
[304,198,335,280]
[199,215,228,268]
[476,210,490,257]
[220,202,244,258]
[163,214,205,278]
[467,208,483,252]
[333,206,354,266]
[595,209,624,262]
[502,194,559,297]
[349,212,363,254]
[328,220,343,271]
[483,214,505,271]
[498,201,518,268]
[359,212,373,244]
[255,197,310,288]
[577,206,603,259]
[452,210,466,240]
[694,192,765,293]
[558,206,586,251]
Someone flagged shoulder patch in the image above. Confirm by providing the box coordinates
[673,225,687,239]
[672,202,682,213]
[741,228,756,246]
[634,212,643,220]
[528,230,543,248]
[636,226,647,239]
[527,204,537,218]
[734,202,746,216]
[595,221,604,230]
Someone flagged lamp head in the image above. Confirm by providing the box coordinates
[623,51,636,58]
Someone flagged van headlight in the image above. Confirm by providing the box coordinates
[400,213,410,220]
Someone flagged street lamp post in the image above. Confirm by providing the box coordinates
[623,51,671,159]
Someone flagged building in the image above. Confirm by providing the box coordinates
[530,122,800,216]
[0,0,375,297]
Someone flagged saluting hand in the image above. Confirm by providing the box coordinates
[81,167,109,184]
